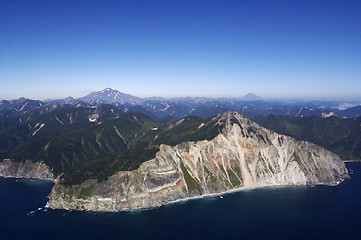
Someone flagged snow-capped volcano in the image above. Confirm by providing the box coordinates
[78,88,143,105]
[240,93,262,101]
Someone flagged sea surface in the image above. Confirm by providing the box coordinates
[1,162,360,240]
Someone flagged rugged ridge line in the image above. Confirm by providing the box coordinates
[47,112,349,211]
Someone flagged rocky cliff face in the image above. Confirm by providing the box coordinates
[0,159,54,181]
[47,112,349,211]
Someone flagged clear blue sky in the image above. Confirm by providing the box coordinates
[1,0,360,100]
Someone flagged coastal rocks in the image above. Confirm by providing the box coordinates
[47,112,349,211]
[48,157,187,211]
[0,159,54,181]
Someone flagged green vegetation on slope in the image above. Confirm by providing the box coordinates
[254,115,361,160]
[0,105,227,185]
[179,160,200,193]
[2,104,360,186]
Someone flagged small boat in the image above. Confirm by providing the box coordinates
[220,196,223,199]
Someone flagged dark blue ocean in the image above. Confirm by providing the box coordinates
[1,162,360,240]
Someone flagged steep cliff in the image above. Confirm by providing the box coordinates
[47,112,349,211]
[0,159,54,181]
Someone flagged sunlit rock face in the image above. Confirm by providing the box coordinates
[47,112,349,212]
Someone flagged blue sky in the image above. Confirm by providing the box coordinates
[1,0,360,100]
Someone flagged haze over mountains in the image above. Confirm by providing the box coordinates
[2,88,361,121]
[1,88,361,163]
[2,89,360,163]
[76,88,264,105]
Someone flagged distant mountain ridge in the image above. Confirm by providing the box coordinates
[77,88,264,105]
[0,98,43,118]
[1,88,361,121]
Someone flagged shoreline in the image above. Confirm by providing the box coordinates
[138,177,348,212]
[344,160,361,163]
[0,175,55,182]
[45,179,347,213]
[2,166,350,213]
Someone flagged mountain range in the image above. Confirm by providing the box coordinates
[0,88,357,212]
[0,96,359,185]
[2,88,361,121]
[0,108,349,211]
[75,88,264,105]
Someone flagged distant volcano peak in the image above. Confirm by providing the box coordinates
[241,93,262,101]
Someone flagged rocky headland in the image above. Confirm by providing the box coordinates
[44,112,349,211]
[0,159,54,181]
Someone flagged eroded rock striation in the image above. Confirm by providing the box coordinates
[47,112,349,211]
